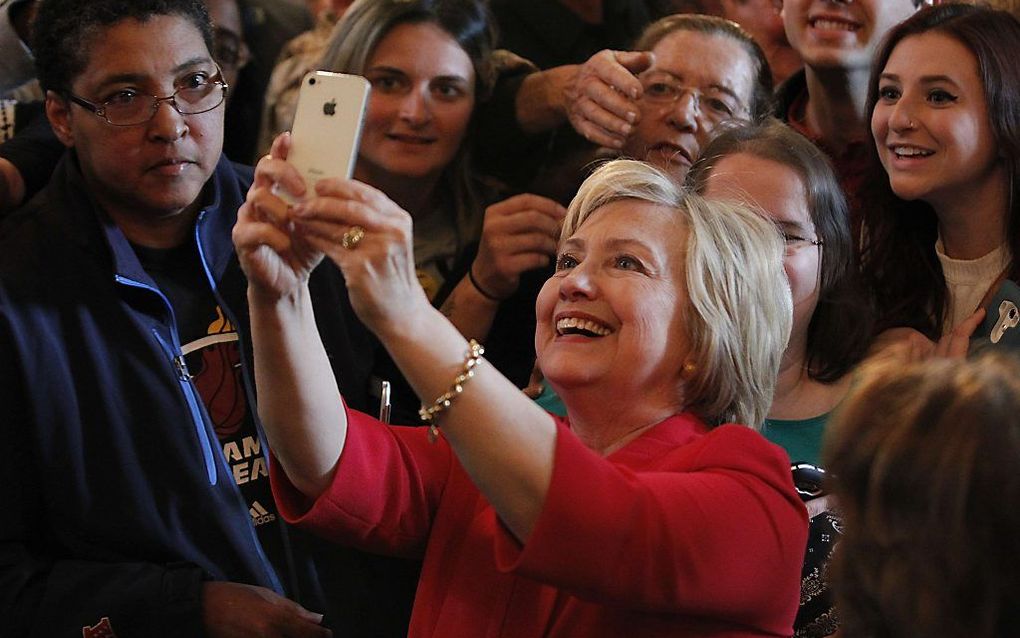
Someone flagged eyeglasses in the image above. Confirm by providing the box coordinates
[639,74,748,125]
[782,231,824,255]
[67,68,228,127]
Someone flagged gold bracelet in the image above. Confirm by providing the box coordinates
[419,339,485,443]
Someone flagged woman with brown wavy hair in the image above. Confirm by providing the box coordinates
[861,3,1020,347]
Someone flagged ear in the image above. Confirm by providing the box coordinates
[45,90,75,148]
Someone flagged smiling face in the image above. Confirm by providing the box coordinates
[621,29,755,180]
[871,32,1004,213]
[46,14,223,230]
[782,0,916,72]
[535,200,690,410]
[354,21,475,185]
[701,152,821,355]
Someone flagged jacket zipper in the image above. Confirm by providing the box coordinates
[113,274,219,486]
[193,211,285,594]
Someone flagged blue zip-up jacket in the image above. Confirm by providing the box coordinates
[0,152,380,636]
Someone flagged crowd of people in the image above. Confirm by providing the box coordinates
[1,0,1019,636]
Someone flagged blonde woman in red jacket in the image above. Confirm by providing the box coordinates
[234,155,807,637]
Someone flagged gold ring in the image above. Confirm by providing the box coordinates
[341,225,366,250]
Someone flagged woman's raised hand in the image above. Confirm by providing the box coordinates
[471,194,566,300]
[869,308,987,362]
[291,177,430,338]
[933,308,986,358]
[233,133,322,300]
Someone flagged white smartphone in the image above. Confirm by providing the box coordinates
[283,70,371,202]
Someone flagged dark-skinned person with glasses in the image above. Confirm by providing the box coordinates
[0,0,380,636]
[0,0,251,219]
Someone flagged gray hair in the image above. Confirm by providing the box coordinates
[632,14,774,121]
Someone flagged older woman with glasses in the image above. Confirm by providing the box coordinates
[234,154,807,636]
[568,14,774,181]
[617,15,772,179]
[485,13,774,204]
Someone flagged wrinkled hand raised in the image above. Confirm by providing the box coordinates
[565,50,653,149]
[290,178,430,338]
[471,193,565,300]
[233,133,323,300]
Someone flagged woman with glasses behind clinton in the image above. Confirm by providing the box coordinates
[689,119,874,638]
[303,0,566,417]
[234,157,808,636]
[689,119,873,467]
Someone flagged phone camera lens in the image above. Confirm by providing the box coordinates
[309,78,316,85]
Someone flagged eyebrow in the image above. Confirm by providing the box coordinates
[879,72,961,87]
[93,56,214,92]
[604,237,657,253]
[365,65,470,84]
[560,237,585,252]
[560,236,659,255]
[364,65,407,76]
[774,219,814,234]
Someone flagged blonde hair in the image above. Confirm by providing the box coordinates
[565,159,792,428]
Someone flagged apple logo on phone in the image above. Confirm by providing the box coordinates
[323,99,337,116]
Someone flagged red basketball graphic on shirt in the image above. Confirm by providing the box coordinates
[192,341,247,438]
[186,307,248,439]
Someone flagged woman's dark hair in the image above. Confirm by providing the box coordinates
[33,0,213,94]
[633,14,774,122]
[860,3,1020,339]
[320,0,497,101]
[824,351,1020,638]
[688,119,873,382]
[319,0,496,246]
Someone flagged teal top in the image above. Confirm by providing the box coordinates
[762,413,831,466]
[537,381,833,465]
[532,380,567,416]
